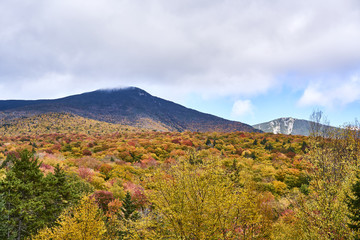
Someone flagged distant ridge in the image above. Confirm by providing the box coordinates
[0,87,260,133]
[252,117,336,136]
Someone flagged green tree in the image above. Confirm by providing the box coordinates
[347,173,360,239]
[41,164,82,226]
[121,191,139,221]
[0,150,83,239]
[0,193,15,239]
[0,150,45,239]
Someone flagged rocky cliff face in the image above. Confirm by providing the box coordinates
[252,117,334,136]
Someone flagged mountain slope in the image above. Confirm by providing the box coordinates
[253,117,336,136]
[0,87,260,133]
[252,117,336,136]
[0,112,136,136]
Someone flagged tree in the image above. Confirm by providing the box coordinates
[0,150,46,239]
[0,150,83,239]
[289,112,359,239]
[41,164,82,226]
[147,155,268,239]
[0,193,15,240]
[32,196,107,240]
[92,190,114,213]
[121,191,139,221]
[347,173,360,239]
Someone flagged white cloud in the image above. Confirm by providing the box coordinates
[298,74,360,108]
[0,0,360,101]
[231,99,253,117]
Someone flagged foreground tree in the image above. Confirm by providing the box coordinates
[0,150,46,239]
[286,112,359,239]
[0,150,82,239]
[32,196,106,240]
[347,173,360,239]
[146,155,270,239]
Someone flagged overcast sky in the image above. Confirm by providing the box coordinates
[1,0,360,126]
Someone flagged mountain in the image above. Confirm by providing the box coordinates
[252,117,336,136]
[0,112,136,136]
[0,87,260,133]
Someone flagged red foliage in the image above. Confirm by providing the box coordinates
[40,163,55,175]
[107,199,122,214]
[82,149,92,156]
[78,167,93,182]
[99,163,113,175]
[235,148,243,155]
[52,144,62,151]
[45,149,53,154]
[91,190,114,212]
[123,182,147,207]
[140,157,158,168]
[164,157,176,165]
[6,151,20,159]
[181,139,194,147]
[238,133,246,138]
[286,151,296,159]
[171,138,181,144]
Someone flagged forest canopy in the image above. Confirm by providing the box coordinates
[0,113,360,239]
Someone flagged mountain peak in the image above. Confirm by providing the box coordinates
[253,117,336,136]
[94,86,147,94]
[0,87,259,133]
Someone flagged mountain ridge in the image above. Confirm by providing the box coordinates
[0,87,260,133]
[252,117,336,136]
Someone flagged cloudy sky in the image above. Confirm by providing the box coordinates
[1,0,360,126]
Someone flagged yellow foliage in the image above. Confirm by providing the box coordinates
[90,175,106,190]
[32,196,106,240]
[273,180,287,195]
[147,156,268,239]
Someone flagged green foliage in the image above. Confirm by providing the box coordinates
[0,193,15,240]
[347,173,360,235]
[0,150,45,239]
[121,192,139,221]
[265,143,273,151]
[0,150,83,239]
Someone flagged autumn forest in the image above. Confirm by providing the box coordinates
[1,112,360,239]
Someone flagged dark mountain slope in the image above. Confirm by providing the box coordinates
[0,87,260,133]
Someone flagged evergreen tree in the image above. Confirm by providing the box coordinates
[265,143,273,151]
[0,150,82,239]
[0,150,45,239]
[41,164,81,226]
[0,193,15,240]
[347,174,360,238]
[301,141,308,153]
[121,191,139,220]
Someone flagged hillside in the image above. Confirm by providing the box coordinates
[0,112,136,136]
[0,87,260,133]
[252,117,336,136]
